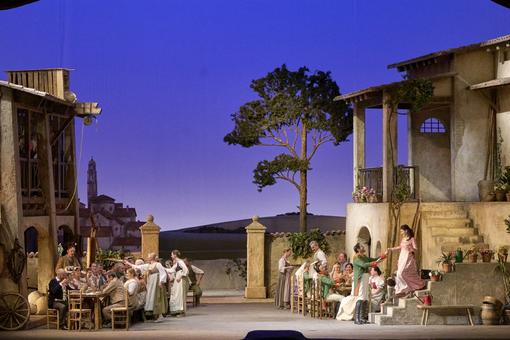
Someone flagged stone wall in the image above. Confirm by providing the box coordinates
[192,259,246,290]
[467,202,510,253]
[265,231,345,298]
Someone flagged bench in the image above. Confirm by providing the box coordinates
[417,304,475,326]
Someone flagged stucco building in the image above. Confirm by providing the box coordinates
[79,158,142,253]
[0,68,101,294]
[338,34,510,269]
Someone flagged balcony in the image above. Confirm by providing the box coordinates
[357,165,419,202]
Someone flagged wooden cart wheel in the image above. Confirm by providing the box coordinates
[0,293,30,331]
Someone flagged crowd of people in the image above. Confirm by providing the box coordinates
[275,224,425,324]
[48,245,204,330]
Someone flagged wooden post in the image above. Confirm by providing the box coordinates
[353,103,366,191]
[382,90,398,202]
[245,216,266,299]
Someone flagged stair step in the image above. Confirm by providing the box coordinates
[434,234,483,244]
[440,242,489,253]
[422,210,467,219]
[426,218,471,228]
[430,226,478,237]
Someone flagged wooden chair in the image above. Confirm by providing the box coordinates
[186,287,199,307]
[67,290,92,331]
[310,279,323,319]
[290,275,298,313]
[111,289,130,330]
[47,308,60,329]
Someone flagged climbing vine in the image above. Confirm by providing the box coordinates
[385,78,434,276]
[288,229,330,259]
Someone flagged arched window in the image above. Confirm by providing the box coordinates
[420,118,446,133]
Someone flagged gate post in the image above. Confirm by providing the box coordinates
[140,215,160,259]
[245,216,266,299]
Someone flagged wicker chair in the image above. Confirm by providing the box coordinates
[67,290,92,331]
[111,289,130,330]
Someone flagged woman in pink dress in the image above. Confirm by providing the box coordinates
[387,224,425,298]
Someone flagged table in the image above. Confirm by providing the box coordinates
[417,304,475,326]
[68,291,106,330]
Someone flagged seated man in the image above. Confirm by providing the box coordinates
[101,272,126,326]
[368,267,385,312]
[317,264,344,310]
[124,268,140,308]
[184,258,204,305]
[55,244,81,273]
[48,269,69,329]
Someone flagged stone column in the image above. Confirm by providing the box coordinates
[353,103,366,191]
[140,215,160,259]
[245,216,266,299]
[382,90,398,202]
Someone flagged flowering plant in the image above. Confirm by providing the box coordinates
[480,249,494,257]
[429,270,441,276]
[352,186,377,203]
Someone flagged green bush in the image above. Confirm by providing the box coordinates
[288,229,330,259]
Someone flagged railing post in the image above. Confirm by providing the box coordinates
[353,104,366,192]
[245,216,266,299]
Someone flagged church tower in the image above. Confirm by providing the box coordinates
[87,158,98,207]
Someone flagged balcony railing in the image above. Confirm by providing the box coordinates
[395,165,420,201]
[358,167,383,199]
[357,165,420,201]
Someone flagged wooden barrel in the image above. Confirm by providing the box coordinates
[481,304,499,325]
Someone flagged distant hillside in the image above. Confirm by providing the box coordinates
[159,214,345,260]
[173,214,345,234]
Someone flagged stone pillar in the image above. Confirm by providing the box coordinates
[353,103,366,191]
[382,90,398,202]
[245,216,266,299]
[140,215,160,259]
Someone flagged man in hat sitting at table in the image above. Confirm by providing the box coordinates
[101,272,126,327]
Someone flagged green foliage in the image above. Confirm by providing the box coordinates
[253,154,309,191]
[495,128,504,182]
[388,78,434,114]
[505,215,510,234]
[225,258,247,282]
[497,165,510,191]
[392,167,411,203]
[288,229,330,259]
[436,251,453,264]
[224,64,353,232]
[95,249,124,270]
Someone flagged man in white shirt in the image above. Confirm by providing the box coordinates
[184,258,204,305]
[310,240,327,266]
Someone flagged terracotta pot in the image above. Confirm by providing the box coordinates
[468,253,478,263]
[430,274,441,282]
[478,180,494,201]
[497,253,508,263]
[441,262,452,272]
[482,253,493,263]
[495,190,507,201]
[481,303,499,325]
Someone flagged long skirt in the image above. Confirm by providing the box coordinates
[170,277,188,314]
[336,273,369,321]
[145,273,168,315]
[395,252,424,295]
[274,271,291,308]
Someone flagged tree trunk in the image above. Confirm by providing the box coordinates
[299,124,308,233]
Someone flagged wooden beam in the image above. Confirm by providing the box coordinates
[50,115,74,146]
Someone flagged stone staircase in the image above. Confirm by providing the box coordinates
[421,203,488,270]
[369,262,510,325]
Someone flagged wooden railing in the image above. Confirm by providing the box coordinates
[357,165,420,201]
[357,167,383,199]
[395,165,420,201]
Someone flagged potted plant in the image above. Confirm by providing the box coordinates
[429,270,442,282]
[498,246,508,263]
[494,183,507,201]
[437,252,453,272]
[465,245,479,263]
[481,249,494,263]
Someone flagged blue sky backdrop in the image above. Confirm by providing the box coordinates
[1,0,508,229]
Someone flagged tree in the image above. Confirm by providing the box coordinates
[224,64,352,232]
